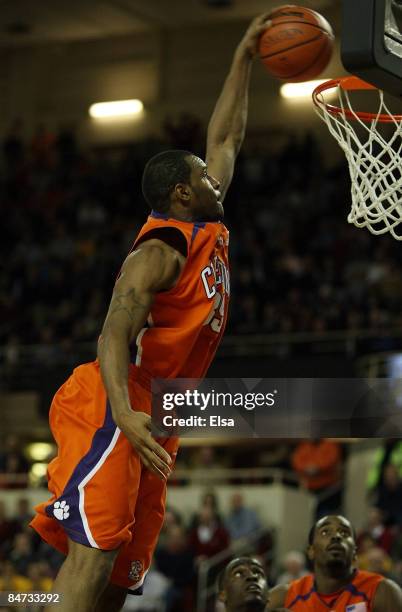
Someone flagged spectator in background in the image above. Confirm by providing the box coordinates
[190,490,222,528]
[5,128,402,349]
[357,507,396,554]
[0,435,30,489]
[14,498,34,530]
[158,506,183,547]
[0,560,31,591]
[163,506,183,530]
[155,525,195,612]
[55,126,78,170]
[360,546,394,579]
[201,491,221,519]
[188,505,230,566]
[188,447,226,487]
[366,440,402,493]
[225,493,261,542]
[0,500,18,557]
[276,550,308,585]
[30,122,56,168]
[3,118,24,169]
[291,439,342,518]
[376,464,402,525]
[357,533,377,561]
[26,561,53,592]
[9,532,36,576]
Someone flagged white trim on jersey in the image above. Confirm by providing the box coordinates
[78,427,121,548]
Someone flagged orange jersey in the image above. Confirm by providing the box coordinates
[31,361,179,589]
[128,211,230,385]
[31,212,228,590]
[284,570,383,611]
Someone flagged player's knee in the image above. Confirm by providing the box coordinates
[66,540,119,582]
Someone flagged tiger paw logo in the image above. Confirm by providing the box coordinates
[53,500,70,520]
[128,560,143,582]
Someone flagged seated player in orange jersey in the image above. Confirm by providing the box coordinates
[218,556,291,612]
[30,13,272,612]
[267,515,402,612]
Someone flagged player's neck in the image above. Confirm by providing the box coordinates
[315,566,356,594]
[166,203,194,222]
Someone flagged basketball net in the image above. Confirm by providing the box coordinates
[313,76,402,240]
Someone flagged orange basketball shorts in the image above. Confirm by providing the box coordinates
[30,361,179,589]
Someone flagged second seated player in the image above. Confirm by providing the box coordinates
[217,557,270,612]
[267,515,402,612]
[30,13,272,612]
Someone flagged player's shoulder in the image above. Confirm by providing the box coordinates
[135,220,190,259]
[372,576,402,611]
[267,583,289,610]
[354,568,386,586]
[127,237,186,274]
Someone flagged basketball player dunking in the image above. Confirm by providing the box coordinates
[30,13,271,612]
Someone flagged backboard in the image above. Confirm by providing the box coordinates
[342,0,402,96]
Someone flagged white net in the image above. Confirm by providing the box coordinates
[314,80,402,240]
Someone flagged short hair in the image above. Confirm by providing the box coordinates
[308,517,357,545]
[141,149,194,212]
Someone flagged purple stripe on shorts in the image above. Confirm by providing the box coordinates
[45,400,116,547]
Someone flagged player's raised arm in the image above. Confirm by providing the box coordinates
[206,13,271,202]
[97,239,185,480]
[373,578,402,612]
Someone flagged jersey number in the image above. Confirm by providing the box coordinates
[204,292,225,333]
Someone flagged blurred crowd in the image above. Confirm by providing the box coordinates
[0,497,63,600]
[1,435,345,498]
[2,448,402,611]
[0,490,270,612]
[2,115,402,355]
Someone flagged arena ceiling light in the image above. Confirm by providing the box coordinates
[89,99,144,119]
[280,80,328,99]
[26,442,54,461]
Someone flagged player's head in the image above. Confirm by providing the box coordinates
[142,150,223,222]
[307,515,357,576]
[217,556,268,611]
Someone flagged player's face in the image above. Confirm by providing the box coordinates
[187,156,223,221]
[221,559,268,611]
[309,515,356,572]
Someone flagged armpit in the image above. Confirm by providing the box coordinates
[134,227,188,258]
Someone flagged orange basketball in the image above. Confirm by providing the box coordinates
[259,5,334,82]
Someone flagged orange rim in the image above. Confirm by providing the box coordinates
[312,76,402,123]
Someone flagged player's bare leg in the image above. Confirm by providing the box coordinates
[94,583,128,612]
[48,538,120,612]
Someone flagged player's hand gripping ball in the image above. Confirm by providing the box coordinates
[259,4,334,82]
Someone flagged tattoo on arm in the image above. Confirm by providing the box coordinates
[102,243,178,336]
[108,288,150,323]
